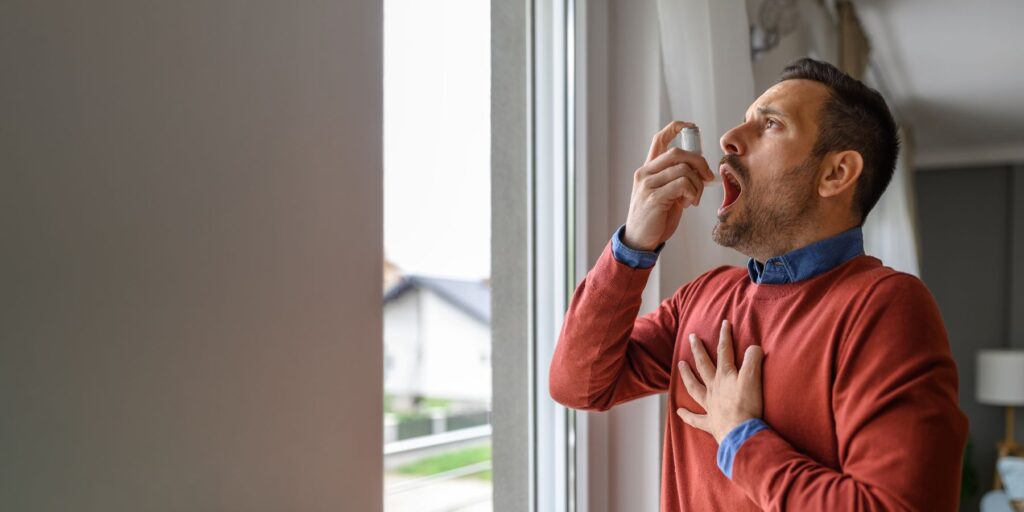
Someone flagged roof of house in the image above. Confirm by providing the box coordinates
[383,275,490,324]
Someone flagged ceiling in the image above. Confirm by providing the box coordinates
[853,0,1024,167]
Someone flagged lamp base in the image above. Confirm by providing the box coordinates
[996,406,1021,490]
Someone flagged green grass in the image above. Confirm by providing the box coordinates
[394,411,428,422]
[395,444,491,481]
[420,397,452,409]
[384,394,453,415]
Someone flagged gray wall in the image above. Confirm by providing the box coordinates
[916,164,1024,511]
[0,1,382,510]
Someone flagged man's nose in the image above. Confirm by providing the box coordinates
[719,124,745,156]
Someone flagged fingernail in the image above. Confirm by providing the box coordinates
[689,333,697,345]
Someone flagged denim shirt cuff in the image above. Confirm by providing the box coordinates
[610,224,664,269]
[716,418,770,480]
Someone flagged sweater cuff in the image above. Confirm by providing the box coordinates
[610,224,664,269]
[728,425,808,509]
[716,418,770,480]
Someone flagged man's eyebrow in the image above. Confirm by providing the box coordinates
[743,105,788,123]
[758,106,787,118]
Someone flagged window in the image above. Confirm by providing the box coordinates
[382,1,493,511]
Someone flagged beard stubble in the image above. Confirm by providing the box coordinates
[711,153,820,259]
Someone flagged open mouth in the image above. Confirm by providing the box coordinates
[719,166,743,215]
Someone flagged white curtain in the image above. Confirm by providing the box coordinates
[862,126,921,276]
[654,0,754,287]
[841,4,922,276]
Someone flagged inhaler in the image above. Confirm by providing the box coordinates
[679,126,702,155]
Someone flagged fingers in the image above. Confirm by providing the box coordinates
[688,333,715,385]
[650,172,703,207]
[717,319,736,375]
[677,360,707,407]
[647,121,697,163]
[739,344,765,384]
[643,162,696,190]
[634,148,713,208]
[641,146,715,182]
[676,407,710,433]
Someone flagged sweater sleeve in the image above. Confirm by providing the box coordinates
[548,241,682,411]
[728,273,970,512]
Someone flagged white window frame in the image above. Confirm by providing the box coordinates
[531,0,577,509]
[491,0,580,509]
[494,1,665,511]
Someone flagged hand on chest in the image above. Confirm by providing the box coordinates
[670,313,841,437]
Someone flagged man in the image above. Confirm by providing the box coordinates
[549,58,969,511]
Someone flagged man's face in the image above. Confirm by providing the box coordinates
[712,79,831,260]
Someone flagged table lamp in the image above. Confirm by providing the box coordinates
[977,349,1024,490]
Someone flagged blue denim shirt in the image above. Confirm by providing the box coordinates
[610,224,865,479]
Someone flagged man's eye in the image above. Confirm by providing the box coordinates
[765,118,778,129]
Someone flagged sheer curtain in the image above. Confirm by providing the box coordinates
[862,126,921,276]
[841,2,922,276]
[654,0,753,287]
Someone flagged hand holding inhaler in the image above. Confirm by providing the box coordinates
[623,121,715,251]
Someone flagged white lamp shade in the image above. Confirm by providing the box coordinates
[977,350,1024,405]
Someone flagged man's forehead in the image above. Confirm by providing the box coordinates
[745,79,829,122]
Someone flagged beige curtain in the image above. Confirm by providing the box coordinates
[838,0,870,80]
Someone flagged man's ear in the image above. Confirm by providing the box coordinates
[818,150,863,199]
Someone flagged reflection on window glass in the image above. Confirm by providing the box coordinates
[383,0,491,510]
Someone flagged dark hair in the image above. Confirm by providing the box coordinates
[778,58,900,224]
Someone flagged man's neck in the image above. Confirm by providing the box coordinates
[751,221,861,264]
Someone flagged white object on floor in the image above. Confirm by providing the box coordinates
[999,456,1024,501]
[981,490,1014,512]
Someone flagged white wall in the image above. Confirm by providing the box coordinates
[384,291,422,397]
[384,289,491,402]
[0,1,382,511]
[420,292,491,402]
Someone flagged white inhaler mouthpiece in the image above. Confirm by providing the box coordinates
[680,126,702,155]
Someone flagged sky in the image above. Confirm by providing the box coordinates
[383,0,491,281]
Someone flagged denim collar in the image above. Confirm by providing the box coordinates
[747,226,865,284]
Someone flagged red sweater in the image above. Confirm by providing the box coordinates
[549,242,969,511]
